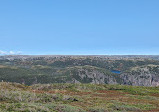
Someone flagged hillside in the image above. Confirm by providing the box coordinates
[0,82,159,112]
[1,55,159,111]
[0,55,159,86]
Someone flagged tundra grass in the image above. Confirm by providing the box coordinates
[0,82,159,112]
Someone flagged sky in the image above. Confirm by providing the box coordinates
[0,0,159,55]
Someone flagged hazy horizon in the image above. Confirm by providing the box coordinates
[1,54,159,56]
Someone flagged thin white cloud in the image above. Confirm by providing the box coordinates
[9,51,15,55]
[0,50,22,55]
[0,50,7,55]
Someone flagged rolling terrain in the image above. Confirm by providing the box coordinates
[0,55,159,86]
[0,82,159,112]
[0,55,159,111]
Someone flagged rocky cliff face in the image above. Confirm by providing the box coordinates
[120,66,159,86]
[68,67,118,84]
[65,66,159,87]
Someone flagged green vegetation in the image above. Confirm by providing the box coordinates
[0,82,159,112]
[1,56,159,85]
[0,56,159,111]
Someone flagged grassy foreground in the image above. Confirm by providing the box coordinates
[0,82,159,112]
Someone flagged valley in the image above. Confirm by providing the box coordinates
[0,55,159,86]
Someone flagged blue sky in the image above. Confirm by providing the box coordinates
[0,0,159,55]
